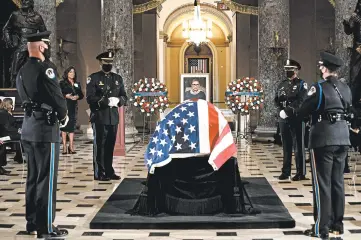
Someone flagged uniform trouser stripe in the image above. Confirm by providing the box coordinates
[310,149,321,235]
[92,123,99,178]
[301,122,306,175]
[47,143,55,233]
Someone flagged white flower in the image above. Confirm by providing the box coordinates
[160,109,163,113]
[160,98,163,102]
[232,87,236,91]
[151,108,154,112]
[232,107,235,112]
[161,103,164,106]
[146,84,150,87]
[240,82,244,85]
[165,104,169,107]
[134,102,138,106]
[240,87,243,90]
[147,113,150,116]
[236,84,240,88]
[141,109,145,112]
[151,88,154,92]
[154,104,158,108]
[138,88,142,91]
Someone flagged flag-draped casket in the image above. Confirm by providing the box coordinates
[145,99,237,173]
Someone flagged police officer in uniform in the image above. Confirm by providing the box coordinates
[16,31,69,238]
[86,51,127,181]
[286,52,351,239]
[275,59,308,181]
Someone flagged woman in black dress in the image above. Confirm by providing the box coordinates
[59,66,84,154]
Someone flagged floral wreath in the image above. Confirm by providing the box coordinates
[130,78,169,116]
[225,77,264,115]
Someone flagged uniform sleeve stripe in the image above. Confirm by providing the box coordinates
[316,82,322,111]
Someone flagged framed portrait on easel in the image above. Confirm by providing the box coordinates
[180,73,210,103]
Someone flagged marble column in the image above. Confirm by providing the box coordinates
[256,0,289,135]
[34,0,57,65]
[335,0,355,82]
[101,0,138,143]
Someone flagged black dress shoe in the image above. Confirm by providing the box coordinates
[37,227,68,239]
[94,175,110,181]
[329,225,344,234]
[292,174,308,181]
[304,228,329,239]
[0,167,10,175]
[278,173,290,180]
[109,174,121,180]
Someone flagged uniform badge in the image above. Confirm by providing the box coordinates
[303,82,308,89]
[87,77,91,84]
[293,85,297,90]
[45,68,55,79]
[74,83,79,88]
[99,81,104,86]
[115,80,119,85]
[308,86,316,96]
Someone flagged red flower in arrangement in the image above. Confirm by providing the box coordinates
[225,77,264,115]
[130,78,169,116]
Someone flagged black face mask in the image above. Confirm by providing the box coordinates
[102,64,112,72]
[286,71,294,79]
[43,45,51,59]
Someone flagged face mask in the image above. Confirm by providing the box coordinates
[286,71,294,79]
[102,64,112,72]
[43,45,51,59]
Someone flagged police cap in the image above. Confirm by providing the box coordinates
[284,59,301,70]
[318,51,343,71]
[25,31,51,43]
[96,51,114,61]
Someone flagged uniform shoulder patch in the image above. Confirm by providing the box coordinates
[87,77,91,84]
[303,82,308,89]
[308,86,316,96]
[45,68,55,79]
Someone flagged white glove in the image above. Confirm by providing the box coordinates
[60,116,69,128]
[108,97,120,107]
[0,136,11,142]
[279,110,288,119]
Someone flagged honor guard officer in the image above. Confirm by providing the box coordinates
[275,59,308,181]
[289,52,351,239]
[86,51,127,181]
[16,31,69,239]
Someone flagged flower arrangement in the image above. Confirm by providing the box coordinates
[225,77,264,115]
[130,78,169,116]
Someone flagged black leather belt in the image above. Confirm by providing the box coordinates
[317,113,346,123]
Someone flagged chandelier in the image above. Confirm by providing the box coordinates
[182,0,212,46]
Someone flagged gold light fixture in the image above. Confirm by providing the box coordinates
[182,0,212,46]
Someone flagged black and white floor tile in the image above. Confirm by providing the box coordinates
[1,135,361,239]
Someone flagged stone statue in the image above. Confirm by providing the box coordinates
[2,0,46,87]
[343,0,361,107]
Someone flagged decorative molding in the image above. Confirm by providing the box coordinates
[133,0,167,14]
[13,0,63,8]
[163,3,233,40]
[220,0,258,15]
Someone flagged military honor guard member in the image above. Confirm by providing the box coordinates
[275,59,308,181]
[86,51,127,181]
[16,31,69,239]
[286,52,351,238]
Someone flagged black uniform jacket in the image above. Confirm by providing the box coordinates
[86,71,127,125]
[274,78,308,122]
[16,57,67,142]
[296,76,352,148]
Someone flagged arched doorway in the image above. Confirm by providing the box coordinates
[184,44,213,102]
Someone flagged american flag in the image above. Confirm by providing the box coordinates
[145,99,237,174]
[189,58,208,73]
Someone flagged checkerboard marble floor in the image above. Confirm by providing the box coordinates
[1,136,361,240]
